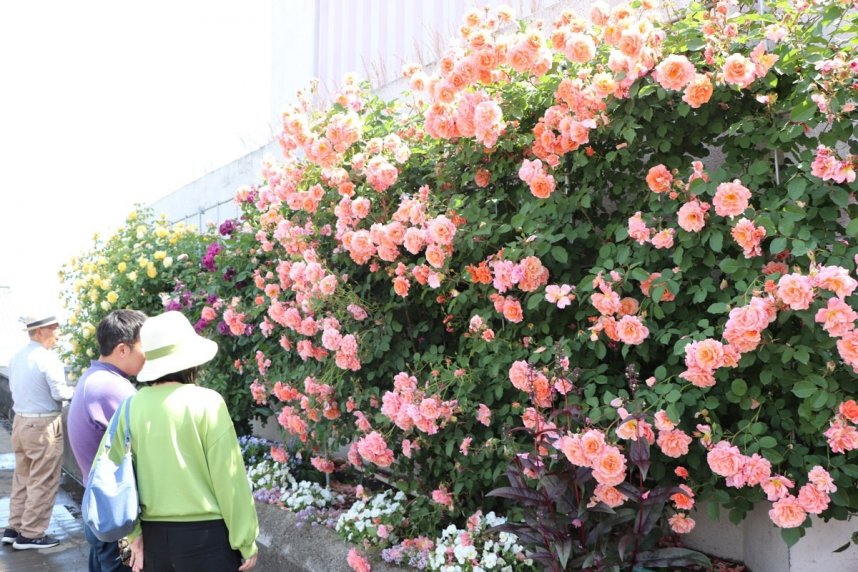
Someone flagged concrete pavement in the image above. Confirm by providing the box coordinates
[0,415,89,572]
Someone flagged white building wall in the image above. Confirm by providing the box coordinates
[152,0,567,227]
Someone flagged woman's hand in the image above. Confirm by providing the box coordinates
[129,535,144,572]
[238,554,257,571]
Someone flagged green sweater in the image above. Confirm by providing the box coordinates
[100,383,258,558]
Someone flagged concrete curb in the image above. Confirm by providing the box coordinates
[255,502,407,572]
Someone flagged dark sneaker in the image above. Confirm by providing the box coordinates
[12,534,60,550]
[1,528,17,544]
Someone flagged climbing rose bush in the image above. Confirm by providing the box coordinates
[63,0,858,562]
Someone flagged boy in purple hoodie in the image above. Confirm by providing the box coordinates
[67,309,146,572]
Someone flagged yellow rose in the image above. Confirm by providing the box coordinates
[127,210,138,221]
[82,325,94,339]
[118,261,127,273]
[68,314,78,326]
[97,256,107,266]
[107,291,119,304]
[153,250,167,260]
[138,257,149,268]
[100,300,111,311]
[127,271,138,281]
[146,265,157,278]
[155,227,169,239]
[162,256,173,268]
[136,225,147,239]
[89,290,99,302]
[86,348,94,357]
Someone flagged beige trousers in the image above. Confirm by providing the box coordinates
[9,415,64,538]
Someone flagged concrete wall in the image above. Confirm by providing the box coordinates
[685,503,858,572]
[150,140,279,227]
[150,0,573,227]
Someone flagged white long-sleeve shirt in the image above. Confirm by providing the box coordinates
[9,341,74,414]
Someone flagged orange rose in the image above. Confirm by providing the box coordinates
[840,399,858,424]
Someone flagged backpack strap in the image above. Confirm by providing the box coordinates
[104,396,133,454]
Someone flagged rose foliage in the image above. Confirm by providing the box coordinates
[62,0,858,562]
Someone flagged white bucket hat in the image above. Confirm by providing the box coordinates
[136,311,218,382]
[21,313,59,331]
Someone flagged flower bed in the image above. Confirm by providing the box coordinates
[62,0,858,569]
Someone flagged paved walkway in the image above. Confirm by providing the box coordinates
[0,415,89,571]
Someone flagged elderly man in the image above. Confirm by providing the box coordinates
[68,309,146,572]
[2,312,74,550]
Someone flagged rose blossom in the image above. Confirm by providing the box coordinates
[347,548,372,572]
[654,55,696,90]
[808,466,837,493]
[825,419,858,453]
[616,315,649,345]
[815,298,857,338]
[707,441,745,477]
[777,273,814,310]
[677,200,709,232]
[650,229,675,249]
[769,495,807,528]
[657,429,692,458]
[713,180,752,217]
[669,513,696,534]
[839,400,858,424]
[797,483,830,514]
[646,164,673,193]
[683,74,714,108]
[762,475,795,501]
[723,53,757,88]
[591,446,627,486]
[593,484,627,508]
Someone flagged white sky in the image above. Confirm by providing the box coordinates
[0,1,275,317]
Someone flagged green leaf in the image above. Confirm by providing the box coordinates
[786,177,807,200]
[789,100,816,123]
[731,378,748,396]
[709,232,723,253]
[770,236,788,254]
[781,526,805,547]
[758,436,778,449]
[847,219,858,238]
[551,245,568,264]
[791,380,817,399]
[707,302,729,314]
[719,258,739,274]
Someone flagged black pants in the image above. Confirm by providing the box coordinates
[140,520,241,572]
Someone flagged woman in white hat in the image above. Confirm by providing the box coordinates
[99,311,258,572]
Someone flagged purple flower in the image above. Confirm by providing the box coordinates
[165,300,183,312]
[219,219,237,237]
[217,321,230,336]
[201,243,224,272]
[223,267,236,282]
[194,319,209,333]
